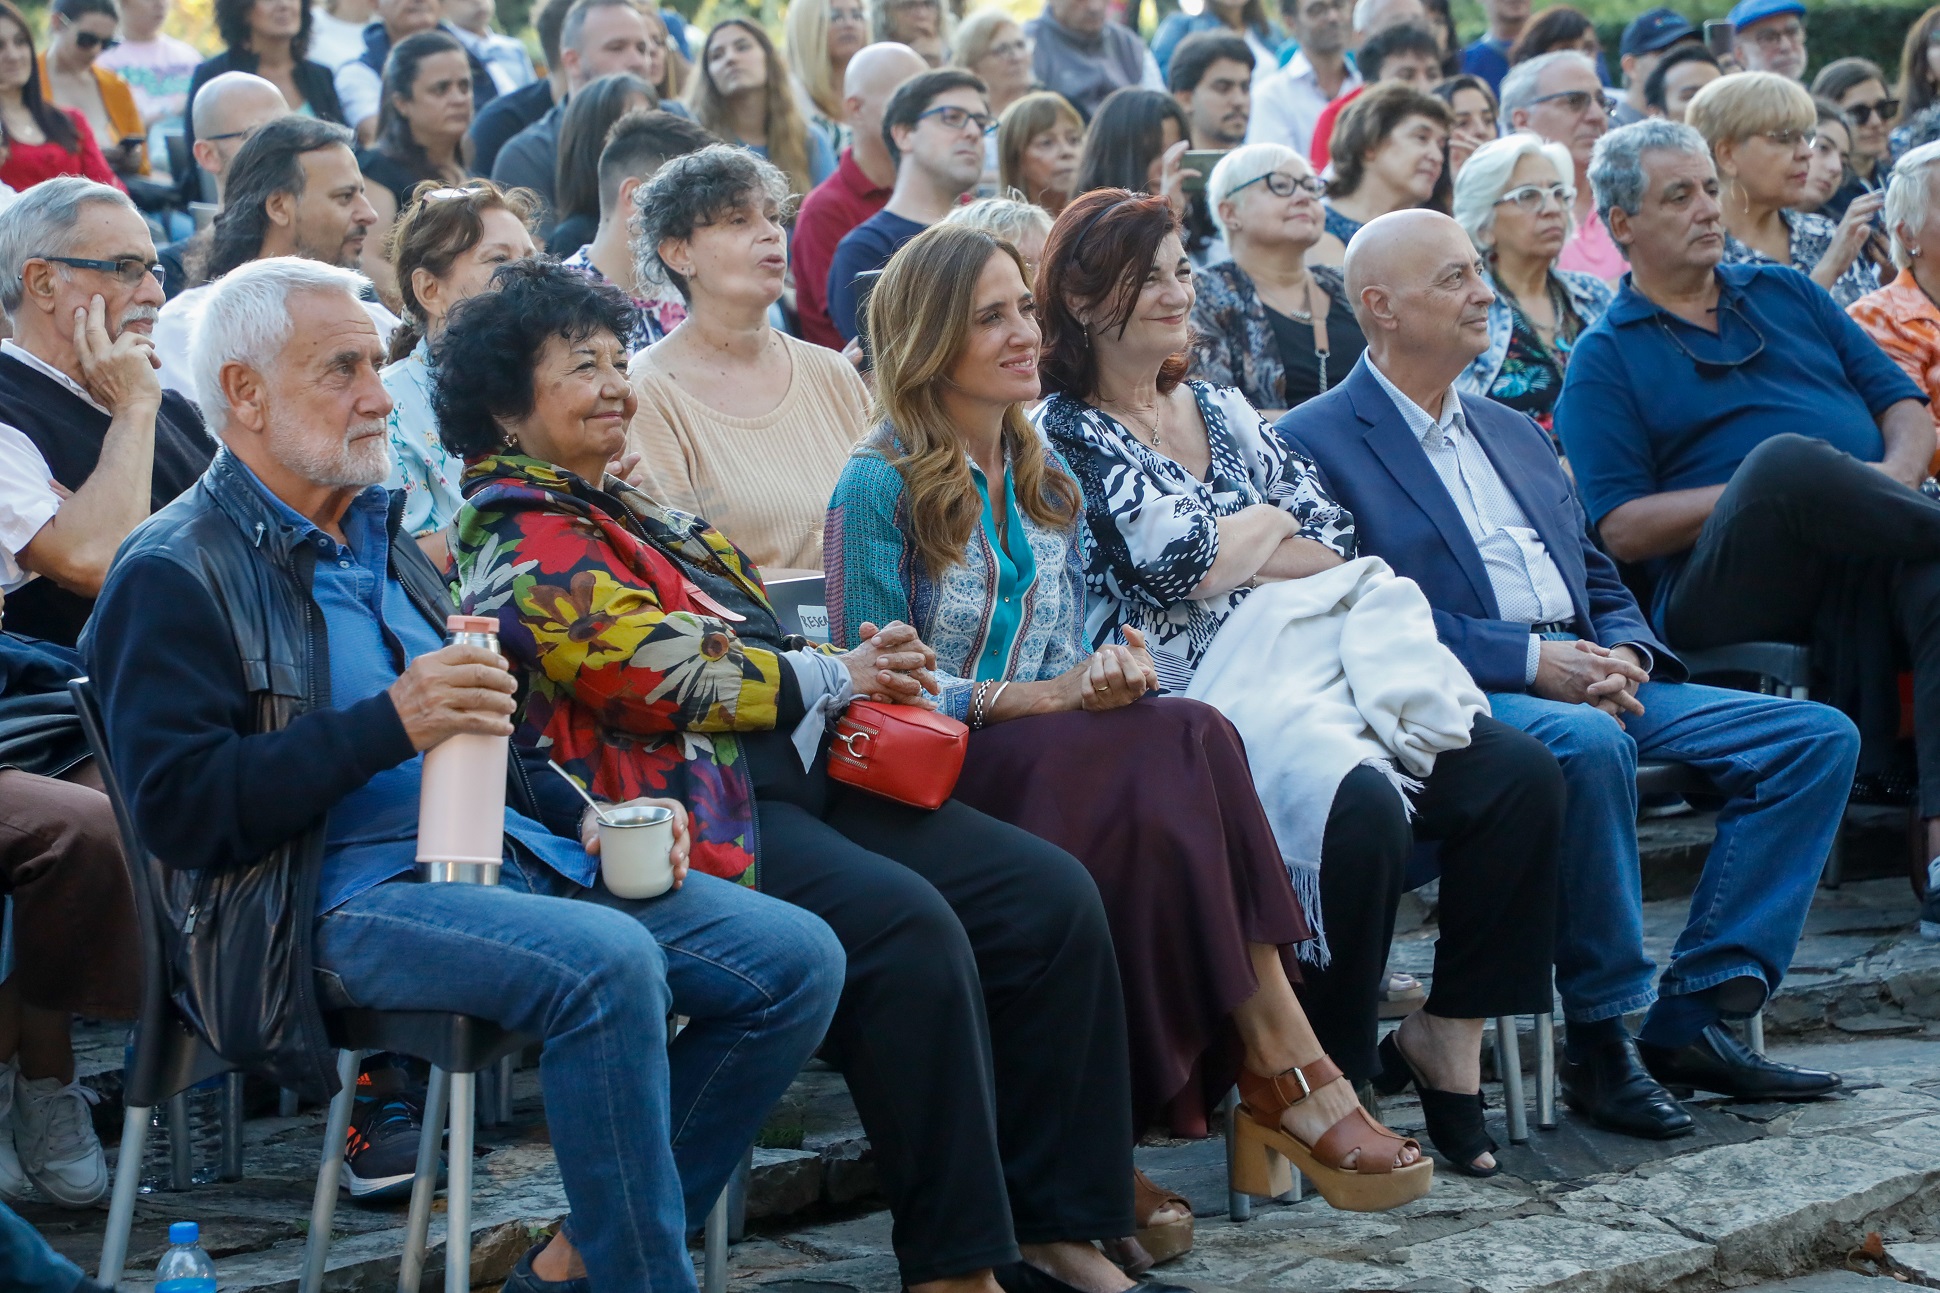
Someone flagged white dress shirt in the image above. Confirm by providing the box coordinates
[1246,51,1361,159]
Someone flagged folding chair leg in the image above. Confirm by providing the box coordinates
[280,1088,300,1118]
[1822,830,1845,890]
[446,1071,475,1293]
[1494,1018,1528,1145]
[167,1091,193,1189]
[1747,1011,1766,1056]
[1534,1010,1557,1131]
[703,1186,728,1293]
[398,1067,449,1293]
[98,1102,150,1286]
[1222,1087,1253,1222]
[495,1054,514,1125]
[219,1072,244,1182]
[299,1050,360,1293]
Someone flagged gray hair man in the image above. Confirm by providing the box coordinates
[0,177,209,647]
[1500,50,1622,281]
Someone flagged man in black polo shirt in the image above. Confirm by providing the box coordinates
[0,178,209,648]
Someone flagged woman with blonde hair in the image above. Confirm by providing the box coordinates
[640,3,688,103]
[997,89,1084,216]
[688,17,834,194]
[1688,70,1881,306]
[952,9,1037,118]
[786,0,868,149]
[828,219,1434,1257]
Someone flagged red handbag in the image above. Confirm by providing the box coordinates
[827,699,968,810]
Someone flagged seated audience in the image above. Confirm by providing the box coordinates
[1168,31,1253,151]
[1311,80,1450,267]
[158,70,289,296]
[1499,50,1617,281]
[786,0,867,150]
[1799,96,1856,218]
[97,0,203,135]
[1152,0,1283,84]
[465,0,570,177]
[628,148,868,572]
[1506,5,1602,71]
[380,179,535,563]
[185,0,346,169]
[0,2,119,192]
[1027,0,1162,120]
[1190,144,1363,416]
[940,193,1053,272]
[356,30,476,301]
[1307,18,1441,172]
[791,42,927,350]
[1246,0,1360,160]
[874,0,947,69]
[830,223,1430,1238]
[1037,188,1564,1177]
[1731,0,1808,83]
[492,0,657,219]
[997,88,1084,217]
[85,254,844,1292]
[442,0,533,96]
[1553,119,1940,944]
[0,178,209,648]
[541,71,654,253]
[951,9,1037,120]
[41,0,149,180]
[1076,88,1224,265]
[826,68,987,343]
[561,107,712,349]
[1813,57,1893,217]
[334,0,495,143]
[1894,6,1940,160]
[446,256,1149,1293]
[1611,8,1695,127]
[155,117,392,394]
[1284,208,1853,1136]
[1642,44,1718,123]
[687,19,835,196]
[1689,71,1880,308]
[1434,73,1499,183]
[1849,141,1940,446]
[1450,132,1611,433]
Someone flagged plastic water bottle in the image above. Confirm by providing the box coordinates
[155,1221,217,1292]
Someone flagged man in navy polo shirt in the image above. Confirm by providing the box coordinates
[1555,119,1940,941]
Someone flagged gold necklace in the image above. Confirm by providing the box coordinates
[1103,397,1163,450]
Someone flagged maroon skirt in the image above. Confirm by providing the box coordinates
[949,695,1310,1136]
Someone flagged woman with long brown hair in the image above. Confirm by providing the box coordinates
[1894,7,1940,158]
[997,89,1084,217]
[688,17,833,195]
[0,0,118,191]
[827,220,1436,1259]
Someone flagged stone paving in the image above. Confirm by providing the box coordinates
[19,815,1940,1292]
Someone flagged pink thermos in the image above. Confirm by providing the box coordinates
[416,614,509,884]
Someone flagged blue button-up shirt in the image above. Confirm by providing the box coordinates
[232,463,592,913]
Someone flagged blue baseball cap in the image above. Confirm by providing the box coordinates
[1620,8,1697,56]
[1727,0,1805,31]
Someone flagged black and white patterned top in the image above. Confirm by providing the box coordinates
[1033,380,1357,691]
[1718,209,1879,309]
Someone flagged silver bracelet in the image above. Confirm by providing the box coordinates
[987,681,1010,722]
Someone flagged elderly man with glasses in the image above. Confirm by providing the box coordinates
[0,176,208,648]
[1730,0,1807,82]
[1501,50,1623,283]
[1557,120,1940,951]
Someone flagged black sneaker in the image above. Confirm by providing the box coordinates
[344,1058,434,1201]
[1923,858,1940,943]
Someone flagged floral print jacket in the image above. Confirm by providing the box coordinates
[453,454,790,883]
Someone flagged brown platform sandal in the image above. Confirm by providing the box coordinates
[1231,1055,1434,1212]
[1132,1169,1194,1266]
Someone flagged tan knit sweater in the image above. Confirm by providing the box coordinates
[626,333,871,572]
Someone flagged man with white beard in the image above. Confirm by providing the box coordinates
[0,177,210,647]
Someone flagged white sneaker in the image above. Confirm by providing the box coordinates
[14,1072,107,1207]
[0,1059,25,1201]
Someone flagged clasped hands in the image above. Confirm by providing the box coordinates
[1532,638,1648,726]
[840,620,941,705]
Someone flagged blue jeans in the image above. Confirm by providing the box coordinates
[313,855,845,1291]
[1488,682,1858,1025]
[0,1201,91,1293]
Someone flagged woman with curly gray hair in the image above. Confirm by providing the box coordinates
[625,144,869,573]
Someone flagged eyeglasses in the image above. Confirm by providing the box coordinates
[986,36,1033,59]
[71,30,119,51]
[916,104,996,135]
[1495,181,1572,211]
[1229,170,1324,199]
[1759,127,1816,149]
[1748,20,1804,47]
[828,5,867,20]
[1524,88,1602,115]
[1655,301,1766,376]
[38,254,162,285]
[1844,98,1900,124]
[201,128,252,142]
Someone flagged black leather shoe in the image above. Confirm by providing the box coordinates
[1560,1035,1696,1139]
[1638,1023,1842,1101]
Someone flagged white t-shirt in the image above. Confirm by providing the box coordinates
[0,422,58,594]
[156,282,401,401]
[307,8,369,71]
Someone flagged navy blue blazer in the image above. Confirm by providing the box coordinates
[1275,357,1682,695]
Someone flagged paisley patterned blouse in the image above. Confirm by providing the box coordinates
[381,337,465,539]
[1719,209,1879,309]
[1035,381,1356,691]
[453,453,804,883]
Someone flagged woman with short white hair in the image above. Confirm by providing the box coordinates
[941,194,1054,274]
[1848,139,1940,445]
[1188,142,1364,418]
[1451,131,1612,436]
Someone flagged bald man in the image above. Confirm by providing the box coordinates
[790,42,928,349]
[1279,210,1852,1138]
[160,72,292,299]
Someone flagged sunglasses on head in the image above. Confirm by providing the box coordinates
[1844,99,1899,125]
[72,30,119,51]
